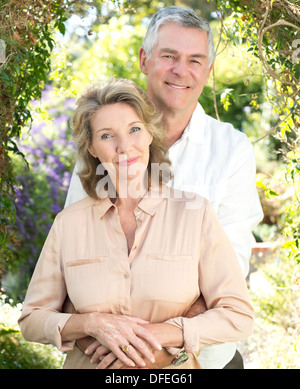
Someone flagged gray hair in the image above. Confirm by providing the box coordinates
[141,6,215,67]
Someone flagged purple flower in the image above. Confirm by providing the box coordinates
[8,84,76,292]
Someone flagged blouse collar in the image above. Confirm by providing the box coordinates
[94,185,169,219]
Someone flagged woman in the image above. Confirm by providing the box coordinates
[19,79,253,369]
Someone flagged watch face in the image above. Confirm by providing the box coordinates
[172,351,189,366]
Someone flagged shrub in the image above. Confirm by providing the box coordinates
[0,294,65,369]
[4,86,76,301]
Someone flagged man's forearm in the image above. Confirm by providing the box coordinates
[184,295,207,318]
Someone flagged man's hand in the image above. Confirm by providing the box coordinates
[142,347,174,369]
[76,336,95,355]
[86,346,174,369]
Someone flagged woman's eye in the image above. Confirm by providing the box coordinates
[131,126,141,133]
[101,133,111,139]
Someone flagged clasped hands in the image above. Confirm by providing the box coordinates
[80,312,175,369]
[71,296,206,369]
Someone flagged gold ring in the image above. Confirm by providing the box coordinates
[121,344,130,353]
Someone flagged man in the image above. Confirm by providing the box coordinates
[65,6,263,368]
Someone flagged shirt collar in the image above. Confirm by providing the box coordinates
[94,185,168,219]
[94,196,116,219]
[173,103,206,146]
[137,185,169,216]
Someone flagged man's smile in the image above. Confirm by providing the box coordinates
[165,82,190,89]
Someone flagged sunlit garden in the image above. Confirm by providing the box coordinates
[1,0,299,369]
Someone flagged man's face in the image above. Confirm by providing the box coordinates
[140,22,213,117]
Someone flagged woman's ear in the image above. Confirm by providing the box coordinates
[87,143,97,158]
[148,132,153,145]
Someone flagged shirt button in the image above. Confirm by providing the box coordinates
[122,306,128,313]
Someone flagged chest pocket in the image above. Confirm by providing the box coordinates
[66,258,108,267]
[64,257,120,312]
[136,254,199,304]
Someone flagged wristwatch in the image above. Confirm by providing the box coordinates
[172,350,189,366]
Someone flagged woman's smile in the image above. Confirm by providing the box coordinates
[116,156,140,167]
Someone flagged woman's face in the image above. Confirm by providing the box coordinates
[88,102,153,194]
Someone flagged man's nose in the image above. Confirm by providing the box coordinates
[172,57,189,77]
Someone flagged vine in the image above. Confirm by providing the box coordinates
[0,0,68,279]
[214,0,300,262]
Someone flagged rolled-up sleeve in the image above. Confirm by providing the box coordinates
[18,216,74,352]
[166,201,254,353]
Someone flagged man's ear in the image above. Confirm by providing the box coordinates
[205,62,214,84]
[139,47,148,75]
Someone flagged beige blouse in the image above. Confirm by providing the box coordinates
[18,187,253,369]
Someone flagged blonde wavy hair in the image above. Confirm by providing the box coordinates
[72,78,171,199]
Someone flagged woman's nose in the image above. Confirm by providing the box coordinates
[116,136,131,154]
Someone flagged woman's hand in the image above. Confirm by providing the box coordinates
[87,313,162,368]
[85,322,179,369]
[84,339,148,369]
[70,315,182,369]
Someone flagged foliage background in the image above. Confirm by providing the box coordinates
[0,0,299,368]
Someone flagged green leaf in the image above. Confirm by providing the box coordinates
[220,88,234,111]
[282,240,296,249]
[57,22,66,35]
[276,31,282,50]
[268,190,279,197]
[256,181,267,190]
[294,63,300,80]
[0,327,21,337]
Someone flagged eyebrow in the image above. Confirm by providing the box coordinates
[159,47,207,59]
[95,120,144,133]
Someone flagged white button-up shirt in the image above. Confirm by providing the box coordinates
[168,103,263,277]
[64,102,263,368]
